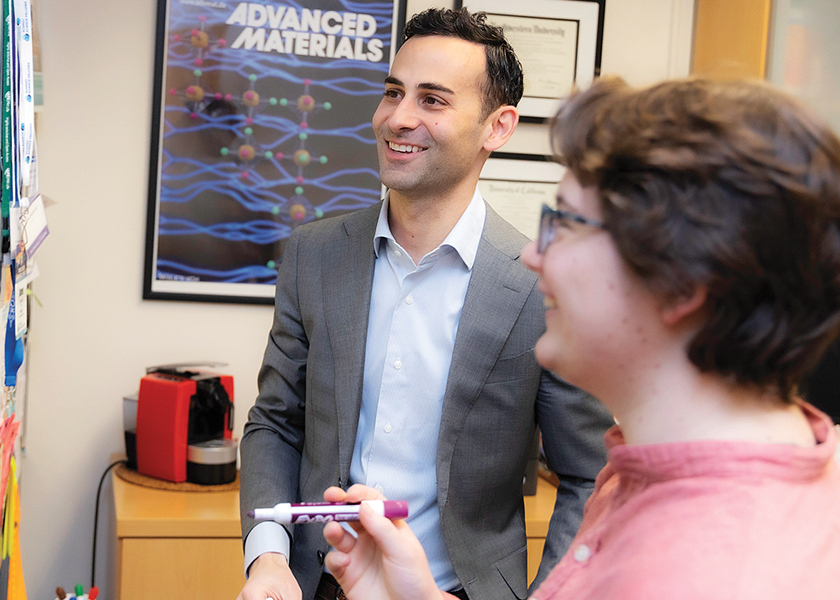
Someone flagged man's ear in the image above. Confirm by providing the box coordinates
[661,285,708,327]
[483,105,519,153]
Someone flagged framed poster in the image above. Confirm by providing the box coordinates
[479,153,565,240]
[458,0,604,121]
[144,0,405,303]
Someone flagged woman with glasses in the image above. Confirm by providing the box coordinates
[319,77,840,599]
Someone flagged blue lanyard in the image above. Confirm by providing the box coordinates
[4,259,22,389]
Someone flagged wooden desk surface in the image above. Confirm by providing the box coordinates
[112,472,556,539]
[112,472,241,538]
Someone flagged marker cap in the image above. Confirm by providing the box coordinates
[381,500,408,519]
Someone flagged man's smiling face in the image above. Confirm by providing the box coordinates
[371,35,494,201]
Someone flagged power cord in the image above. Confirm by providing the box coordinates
[91,460,125,588]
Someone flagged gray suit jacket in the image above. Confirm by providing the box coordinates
[240,202,611,600]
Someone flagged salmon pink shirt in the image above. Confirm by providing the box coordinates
[531,400,840,600]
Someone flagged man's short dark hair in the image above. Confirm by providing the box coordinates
[403,7,523,119]
[551,76,840,401]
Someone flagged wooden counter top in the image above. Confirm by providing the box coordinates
[112,472,241,538]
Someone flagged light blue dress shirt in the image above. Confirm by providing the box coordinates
[244,190,486,589]
[350,190,486,591]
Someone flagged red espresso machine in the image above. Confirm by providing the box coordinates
[135,364,234,483]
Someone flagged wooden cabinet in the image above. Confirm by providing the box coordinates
[524,476,556,585]
[112,473,245,600]
[112,472,556,598]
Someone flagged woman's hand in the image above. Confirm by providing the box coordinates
[322,485,444,600]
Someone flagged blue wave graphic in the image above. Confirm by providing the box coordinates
[152,0,389,287]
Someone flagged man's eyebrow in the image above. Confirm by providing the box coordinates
[418,82,455,95]
[383,76,454,96]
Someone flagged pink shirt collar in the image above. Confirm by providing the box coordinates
[604,400,837,483]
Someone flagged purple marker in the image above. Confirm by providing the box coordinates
[247,500,408,524]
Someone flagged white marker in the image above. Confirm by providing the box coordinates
[247,500,409,524]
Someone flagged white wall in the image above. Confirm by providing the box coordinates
[21,1,273,597]
[20,1,692,598]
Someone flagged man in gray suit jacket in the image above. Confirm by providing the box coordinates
[237,8,612,600]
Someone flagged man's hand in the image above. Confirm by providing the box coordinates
[322,485,444,600]
[235,552,302,600]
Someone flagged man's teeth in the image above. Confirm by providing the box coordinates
[389,142,423,153]
[544,297,557,309]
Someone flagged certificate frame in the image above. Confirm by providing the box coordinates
[479,153,565,240]
[143,0,406,304]
[457,0,605,122]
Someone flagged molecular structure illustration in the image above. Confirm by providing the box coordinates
[168,15,335,254]
[157,8,383,283]
[218,76,333,250]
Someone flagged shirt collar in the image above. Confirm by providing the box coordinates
[604,399,837,483]
[373,189,486,269]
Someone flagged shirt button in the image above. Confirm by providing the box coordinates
[573,544,591,562]
[394,249,402,257]
[405,294,414,304]
[384,423,392,433]
[394,359,402,369]
[374,483,384,493]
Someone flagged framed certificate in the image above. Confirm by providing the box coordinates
[479,154,565,240]
[458,0,605,121]
[143,0,405,304]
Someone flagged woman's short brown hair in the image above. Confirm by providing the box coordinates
[551,77,840,400]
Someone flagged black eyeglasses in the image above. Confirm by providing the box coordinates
[537,203,606,254]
